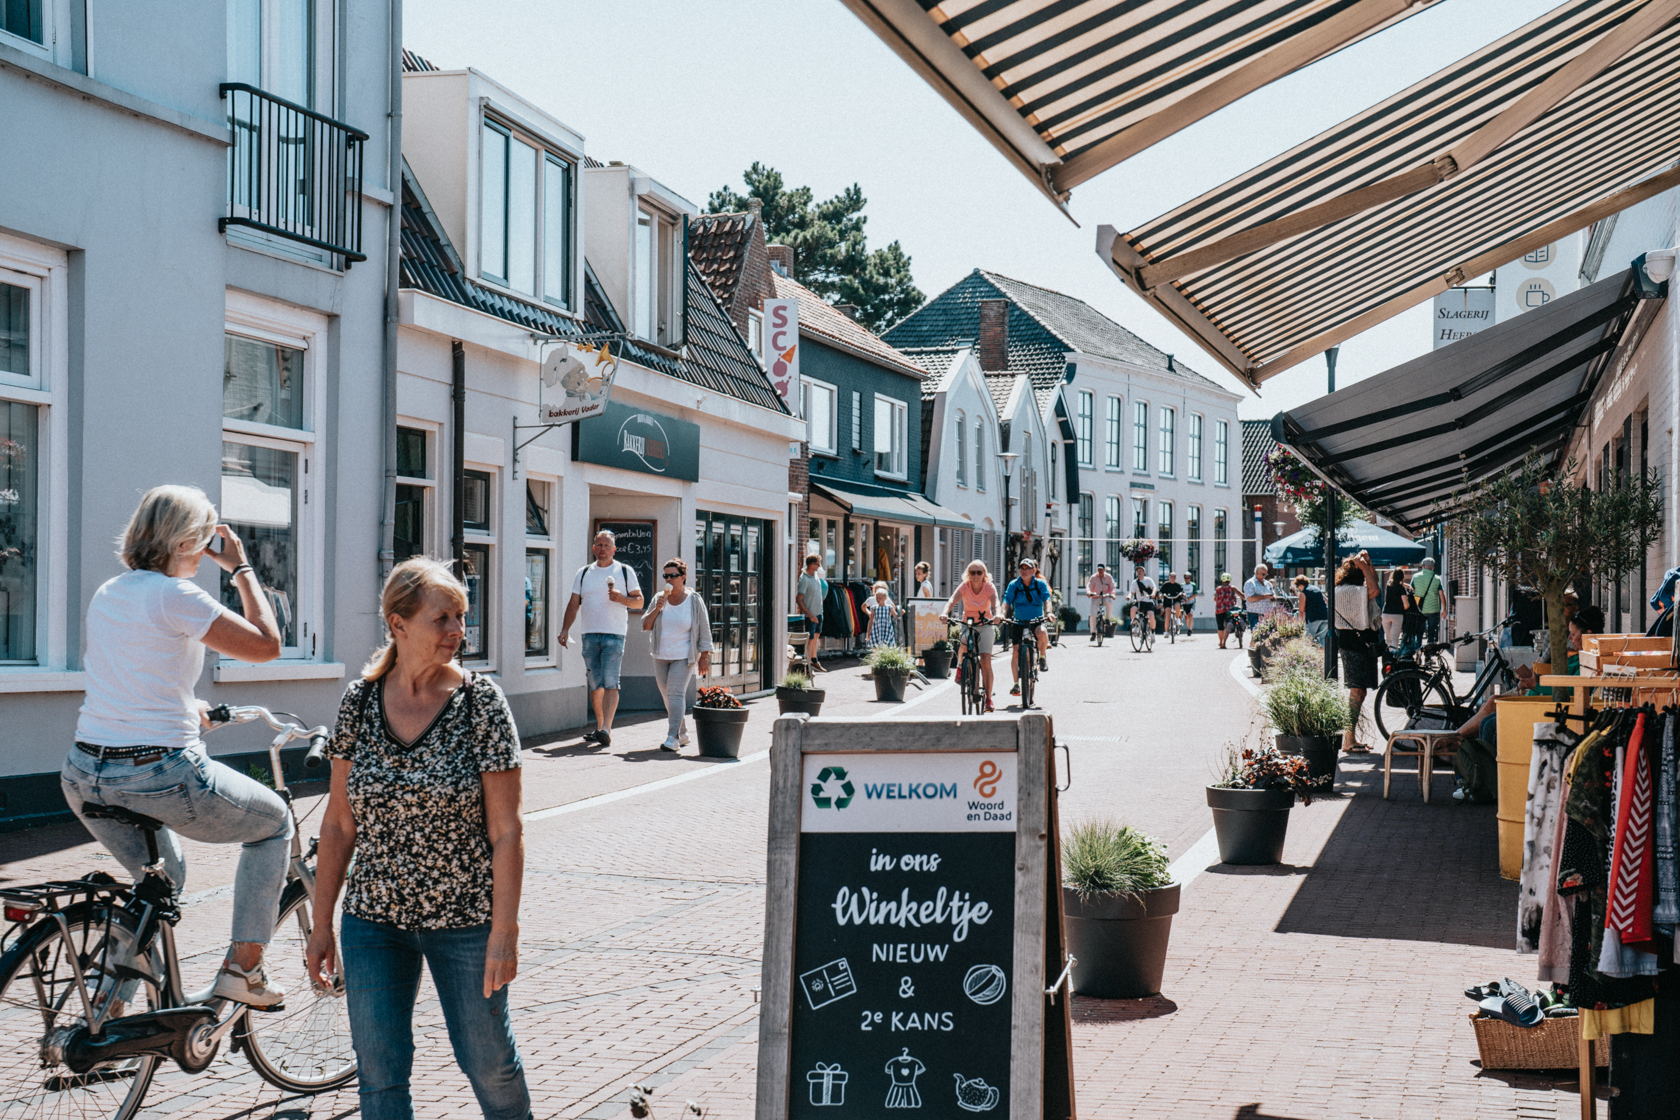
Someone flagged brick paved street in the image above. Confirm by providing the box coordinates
[0,637,1594,1119]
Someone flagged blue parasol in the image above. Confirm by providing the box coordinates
[1263,522,1426,568]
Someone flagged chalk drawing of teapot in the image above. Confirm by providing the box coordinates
[953,1073,999,1112]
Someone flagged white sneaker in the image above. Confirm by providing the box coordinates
[211,959,285,1009]
[661,738,680,752]
[678,724,690,746]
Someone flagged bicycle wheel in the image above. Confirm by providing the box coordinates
[1128,614,1145,653]
[1017,637,1034,709]
[235,882,356,1093]
[1142,617,1154,653]
[0,902,160,1120]
[1372,671,1457,742]
[1169,613,1178,644]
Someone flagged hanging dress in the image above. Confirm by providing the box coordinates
[883,1049,925,1109]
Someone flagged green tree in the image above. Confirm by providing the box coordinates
[1451,454,1663,665]
[708,163,923,331]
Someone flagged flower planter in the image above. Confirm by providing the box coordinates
[1206,785,1295,865]
[1062,884,1180,998]
[693,707,749,758]
[776,687,826,717]
[1275,734,1338,791]
[921,649,953,679]
[873,670,910,702]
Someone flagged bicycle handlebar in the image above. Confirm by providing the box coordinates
[208,704,331,749]
[304,732,331,769]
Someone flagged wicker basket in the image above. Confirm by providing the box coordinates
[1469,1012,1607,1070]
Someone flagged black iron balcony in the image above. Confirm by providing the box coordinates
[219,83,369,264]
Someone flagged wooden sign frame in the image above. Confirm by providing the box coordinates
[757,714,1075,1120]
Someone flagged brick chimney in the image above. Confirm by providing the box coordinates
[837,304,860,320]
[767,244,794,277]
[978,299,1009,371]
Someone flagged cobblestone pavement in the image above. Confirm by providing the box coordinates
[0,635,1594,1118]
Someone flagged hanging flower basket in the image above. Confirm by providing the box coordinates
[1118,538,1157,563]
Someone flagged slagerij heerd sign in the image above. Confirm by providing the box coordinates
[573,399,700,481]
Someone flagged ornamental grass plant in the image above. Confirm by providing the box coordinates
[778,672,815,691]
[1261,636,1325,685]
[864,645,916,674]
[1259,665,1352,740]
[1062,819,1172,899]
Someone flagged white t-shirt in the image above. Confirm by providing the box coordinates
[76,569,228,748]
[570,560,641,637]
[655,594,695,661]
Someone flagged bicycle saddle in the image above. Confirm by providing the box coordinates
[1419,641,1452,656]
[79,803,165,832]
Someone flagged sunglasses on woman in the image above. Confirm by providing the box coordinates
[663,571,682,580]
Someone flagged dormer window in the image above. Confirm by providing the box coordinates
[634,205,683,348]
[480,118,573,309]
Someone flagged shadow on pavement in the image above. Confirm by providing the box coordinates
[1071,994,1178,1022]
[1232,1105,1312,1120]
[1203,862,1313,877]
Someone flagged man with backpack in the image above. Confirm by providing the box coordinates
[560,529,644,746]
[1410,557,1444,643]
[1001,559,1052,696]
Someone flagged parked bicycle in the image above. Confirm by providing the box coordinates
[0,705,356,1120]
[1371,616,1521,741]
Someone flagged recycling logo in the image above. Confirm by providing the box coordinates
[810,766,855,810]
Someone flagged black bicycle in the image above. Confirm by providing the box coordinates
[1013,618,1045,710]
[1371,616,1521,741]
[945,614,994,715]
[1160,593,1185,644]
[1127,598,1157,653]
[0,706,356,1120]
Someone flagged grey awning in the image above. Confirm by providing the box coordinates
[812,481,972,528]
[1271,269,1661,531]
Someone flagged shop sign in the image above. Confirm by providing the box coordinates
[573,400,700,481]
[1432,286,1494,349]
[764,297,801,412]
[539,342,619,424]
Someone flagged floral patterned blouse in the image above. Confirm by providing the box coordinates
[329,672,522,930]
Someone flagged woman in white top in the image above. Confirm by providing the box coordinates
[642,557,714,752]
[1331,550,1382,754]
[60,485,289,1007]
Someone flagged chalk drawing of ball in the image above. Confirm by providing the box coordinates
[962,964,1007,1006]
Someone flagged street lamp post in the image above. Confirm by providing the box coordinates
[998,452,1020,573]
[1324,346,1340,682]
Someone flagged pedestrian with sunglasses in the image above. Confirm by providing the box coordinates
[642,557,713,752]
[560,530,643,747]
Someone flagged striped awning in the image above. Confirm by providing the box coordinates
[1102,0,1680,387]
[1271,269,1662,531]
[838,0,1439,209]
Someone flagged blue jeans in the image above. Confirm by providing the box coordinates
[60,744,292,944]
[341,913,531,1120]
[1423,612,1441,642]
[581,632,625,691]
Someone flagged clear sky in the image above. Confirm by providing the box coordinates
[403,0,1567,421]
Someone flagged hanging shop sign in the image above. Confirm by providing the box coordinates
[539,341,619,423]
[764,297,801,413]
[1432,287,1495,349]
[573,400,701,481]
[757,715,1075,1120]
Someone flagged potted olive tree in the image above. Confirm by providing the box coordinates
[921,636,954,680]
[865,645,916,702]
[1061,821,1178,998]
[775,672,826,717]
[1206,744,1315,865]
[1260,641,1351,790]
[693,685,749,759]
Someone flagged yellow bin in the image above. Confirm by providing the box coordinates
[1496,696,1558,880]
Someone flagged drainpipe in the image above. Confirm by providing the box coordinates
[377,0,403,590]
[452,341,466,567]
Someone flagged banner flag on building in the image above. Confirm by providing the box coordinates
[539,341,619,423]
[763,297,800,412]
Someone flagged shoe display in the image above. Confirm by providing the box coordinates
[211,959,286,1009]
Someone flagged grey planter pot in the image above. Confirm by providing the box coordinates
[776,687,825,717]
[1275,734,1339,791]
[873,670,910,702]
[1206,785,1295,865]
[1063,883,1180,999]
[921,650,953,679]
[1249,648,1268,678]
[693,707,749,758]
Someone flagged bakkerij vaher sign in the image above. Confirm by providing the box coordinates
[574,400,700,481]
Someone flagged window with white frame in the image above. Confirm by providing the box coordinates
[1215,419,1229,485]
[480,118,574,309]
[1157,501,1173,576]
[1188,413,1203,482]
[1050,441,1058,499]
[851,391,862,451]
[227,0,328,108]
[394,424,434,562]
[525,478,554,659]
[6,0,86,66]
[1133,400,1149,472]
[0,265,45,665]
[955,411,967,486]
[1105,395,1121,469]
[221,296,326,661]
[1077,492,1093,581]
[1214,508,1228,576]
[1159,407,1175,476]
[974,420,986,492]
[874,395,907,479]
[1104,495,1121,571]
[1132,497,1148,538]
[460,468,494,662]
[1186,505,1201,589]
[747,309,763,357]
[802,378,837,455]
[633,205,683,347]
[1076,390,1093,467]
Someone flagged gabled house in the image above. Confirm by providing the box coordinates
[398,56,802,721]
[887,270,1243,625]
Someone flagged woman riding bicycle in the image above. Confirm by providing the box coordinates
[60,485,290,1008]
[942,561,999,712]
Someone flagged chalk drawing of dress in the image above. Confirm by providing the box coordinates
[884,1048,926,1109]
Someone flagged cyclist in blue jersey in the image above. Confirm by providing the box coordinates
[1002,559,1052,696]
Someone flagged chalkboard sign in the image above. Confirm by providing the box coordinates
[759,717,1074,1120]
[594,519,656,608]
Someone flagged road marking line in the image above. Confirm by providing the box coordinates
[525,750,771,821]
[1168,828,1222,890]
[855,678,956,719]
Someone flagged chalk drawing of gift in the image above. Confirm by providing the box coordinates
[807,1062,848,1107]
[799,958,857,1010]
